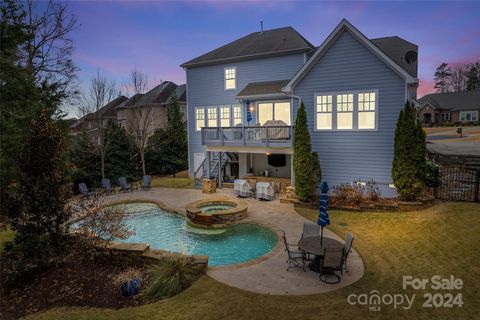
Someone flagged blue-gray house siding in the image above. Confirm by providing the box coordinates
[187,53,305,176]
[293,31,406,196]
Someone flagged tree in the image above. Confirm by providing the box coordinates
[392,101,427,200]
[293,102,319,202]
[466,65,479,91]
[145,128,168,175]
[434,62,452,93]
[449,65,468,92]
[69,130,102,189]
[9,110,70,261]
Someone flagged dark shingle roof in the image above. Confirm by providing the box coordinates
[117,81,186,108]
[237,80,290,98]
[71,95,128,129]
[418,91,480,111]
[370,36,418,78]
[181,27,315,68]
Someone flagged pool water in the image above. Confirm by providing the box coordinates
[112,203,277,266]
[200,204,235,214]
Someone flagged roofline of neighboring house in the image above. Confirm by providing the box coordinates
[283,19,418,93]
[180,47,314,69]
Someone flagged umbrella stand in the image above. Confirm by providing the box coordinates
[320,226,324,246]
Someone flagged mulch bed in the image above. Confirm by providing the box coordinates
[0,256,152,320]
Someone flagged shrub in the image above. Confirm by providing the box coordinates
[365,180,382,201]
[333,183,365,206]
[113,267,143,286]
[146,258,203,299]
[425,160,441,188]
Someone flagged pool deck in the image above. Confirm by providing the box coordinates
[106,188,364,295]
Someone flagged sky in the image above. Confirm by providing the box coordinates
[68,0,480,116]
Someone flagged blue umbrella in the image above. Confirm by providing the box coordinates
[246,99,252,123]
[318,181,330,246]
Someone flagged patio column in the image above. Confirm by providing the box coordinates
[290,154,295,186]
[239,153,248,178]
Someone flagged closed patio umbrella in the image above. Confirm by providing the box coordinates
[318,181,330,246]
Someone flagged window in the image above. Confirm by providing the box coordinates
[233,105,242,126]
[336,94,353,129]
[316,95,332,130]
[195,108,205,131]
[207,107,218,127]
[315,90,378,130]
[441,112,451,121]
[358,92,376,129]
[225,67,236,90]
[460,111,478,122]
[220,106,231,127]
[258,101,291,125]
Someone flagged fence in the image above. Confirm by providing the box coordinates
[425,166,480,202]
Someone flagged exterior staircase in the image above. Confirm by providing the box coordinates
[194,152,237,189]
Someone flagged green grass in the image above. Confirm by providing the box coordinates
[150,177,193,189]
[26,202,480,319]
[0,226,15,253]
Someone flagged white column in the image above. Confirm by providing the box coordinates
[239,153,247,178]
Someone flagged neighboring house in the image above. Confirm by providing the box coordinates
[116,81,187,140]
[417,91,480,125]
[70,95,129,144]
[181,19,419,197]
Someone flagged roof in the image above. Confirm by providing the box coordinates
[284,19,418,92]
[371,36,418,77]
[237,80,290,99]
[417,91,480,111]
[181,27,315,68]
[71,95,128,129]
[117,81,186,109]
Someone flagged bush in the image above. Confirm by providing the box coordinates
[333,183,365,206]
[146,258,203,299]
[365,180,382,201]
[425,160,441,188]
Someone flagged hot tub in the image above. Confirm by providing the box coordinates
[185,198,248,229]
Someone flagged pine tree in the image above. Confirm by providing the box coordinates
[70,130,102,189]
[434,62,452,93]
[293,102,319,202]
[466,66,478,91]
[392,101,427,200]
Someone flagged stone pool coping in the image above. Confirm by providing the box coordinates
[185,198,248,216]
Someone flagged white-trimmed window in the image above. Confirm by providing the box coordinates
[225,67,236,90]
[315,95,332,130]
[195,108,205,131]
[220,106,231,127]
[233,105,242,126]
[336,93,353,129]
[460,111,478,122]
[358,92,376,129]
[258,101,291,125]
[441,112,451,121]
[207,106,218,127]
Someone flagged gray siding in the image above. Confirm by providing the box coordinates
[293,31,407,196]
[187,53,305,175]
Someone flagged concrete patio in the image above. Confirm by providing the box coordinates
[106,187,365,295]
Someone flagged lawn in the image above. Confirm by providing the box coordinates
[0,226,15,253]
[19,202,480,319]
[150,171,194,189]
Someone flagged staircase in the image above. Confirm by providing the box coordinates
[194,152,237,189]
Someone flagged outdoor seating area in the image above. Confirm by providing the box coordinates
[78,175,152,198]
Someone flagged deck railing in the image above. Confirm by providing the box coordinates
[201,125,294,147]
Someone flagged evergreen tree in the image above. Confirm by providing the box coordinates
[145,128,168,175]
[466,66,478,91]
[293,102,318,202]
[70,130,102,189]
[434,62,452,93]
[392,101,427,200]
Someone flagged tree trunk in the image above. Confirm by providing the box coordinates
[140,149,146,176]
[100,149,106,180]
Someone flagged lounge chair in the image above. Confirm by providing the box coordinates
[140,175,151,191]
[78,182,95,199]
[282,231,306,272]
[101,178,116,195]
[118,177,136,193]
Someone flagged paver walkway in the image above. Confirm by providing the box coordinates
[107,188,364,295]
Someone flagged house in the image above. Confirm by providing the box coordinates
[70,95,129,143]
[116,81,187,140]
[181,19,419,196]
[417,91,480,125]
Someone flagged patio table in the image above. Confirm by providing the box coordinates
[298,236,343,273]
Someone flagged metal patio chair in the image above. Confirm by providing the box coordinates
[282,230,306,272]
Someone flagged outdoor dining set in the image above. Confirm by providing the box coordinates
[78,175,152,198]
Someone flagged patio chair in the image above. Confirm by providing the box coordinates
[319,247,345,284]
[300,222,320,260]
[78,182,95,199]
[118,177,136,193]
[101,178,116,195]
[282,230,306,272]
[141,175,151,191]
[343,233,355,273]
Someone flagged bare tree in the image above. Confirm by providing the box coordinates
[122,69,150,96]
[449,65,468,92]
[22,0,78,100]
[80,69,120,179]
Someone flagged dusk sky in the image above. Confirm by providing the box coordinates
[69,0,480,116]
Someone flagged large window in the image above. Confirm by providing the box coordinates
[316,95,332,130]
[225,67,236,90]
[207,107,218,127]
[195,108,205,131]
[315,90,378,130]
[233,105,242,126]
[258,101,291,125]
[220,106,231,127]
[460,111,478,122]
[441,112,451,121]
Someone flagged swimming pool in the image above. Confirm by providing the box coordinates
[112,203,277,266]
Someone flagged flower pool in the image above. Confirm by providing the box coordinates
[114,203,277,266]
